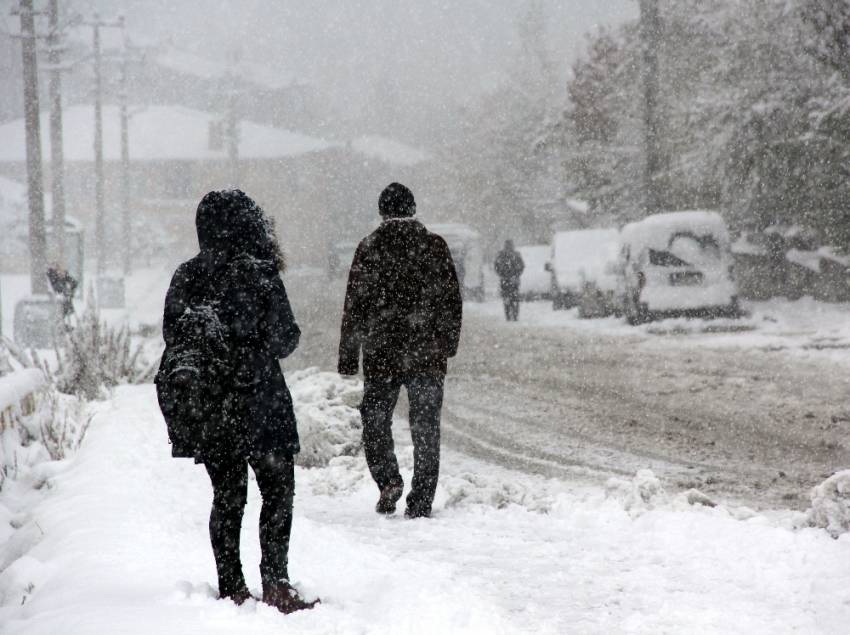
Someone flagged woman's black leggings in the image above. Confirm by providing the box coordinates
[204,452,294,595]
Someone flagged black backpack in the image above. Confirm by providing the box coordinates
[155,304,230,458]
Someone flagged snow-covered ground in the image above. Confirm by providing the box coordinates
[2,371,850,634]
[470,297,850,365]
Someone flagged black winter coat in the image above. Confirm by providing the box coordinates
[494,248,525,287]
[161,252,301,462]
[338,218,463,378]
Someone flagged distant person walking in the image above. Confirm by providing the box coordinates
[338,182,463,519]
[156,189,318,614]
[494,239,524,321]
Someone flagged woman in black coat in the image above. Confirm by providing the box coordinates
[160,189,317,613]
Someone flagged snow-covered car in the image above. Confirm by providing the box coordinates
[547,228,621,311]
[429,223,484,301]
[619,211,739,324]
[517,245,550,300]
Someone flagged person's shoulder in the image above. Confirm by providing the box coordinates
[226,254,279,281]
[425,229,450,252]
[171,255,203,283]
[355,228,382,255]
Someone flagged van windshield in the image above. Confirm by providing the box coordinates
[649,249,690,267]
[665,231,722,269]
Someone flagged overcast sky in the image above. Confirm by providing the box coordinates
[20,0,638,141]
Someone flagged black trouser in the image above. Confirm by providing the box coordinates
[360,374,444,515]
[500,280,520,321]
[204,452,294,595]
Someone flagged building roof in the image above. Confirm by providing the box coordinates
[0,104,334,163]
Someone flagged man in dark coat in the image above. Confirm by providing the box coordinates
[159,190,316,613]
[494,239,524,321]
[338,182,463,519]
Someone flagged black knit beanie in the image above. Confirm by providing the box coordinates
[379,182,416,218]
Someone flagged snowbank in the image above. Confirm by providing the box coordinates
[0,385,86,493]
[442,471,554,512]
[0,369,45,415]
[605,469,668,515]
[3,379,850,633]
[288,368,363,468]
[808,470,850,537]
[468,295,850,368]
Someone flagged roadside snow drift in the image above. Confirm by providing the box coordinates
[1,372,850,633]
[808,470,850,538]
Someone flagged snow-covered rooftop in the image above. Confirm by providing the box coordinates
[350,135,430,166]
[0,105,334,163]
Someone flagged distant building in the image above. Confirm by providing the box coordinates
[0,104,430,268]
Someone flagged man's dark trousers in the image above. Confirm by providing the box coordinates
[501,280,520,321]
[360,374,445,516]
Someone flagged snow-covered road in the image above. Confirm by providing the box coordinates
[286,274,850,510]
[2,381,850,634]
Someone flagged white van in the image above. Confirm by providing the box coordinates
[429,223,484,301]
[619,211,739,324]
[547,228,620,310]
[517,245,550,300]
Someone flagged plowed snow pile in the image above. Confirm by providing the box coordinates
[1,373,850,634]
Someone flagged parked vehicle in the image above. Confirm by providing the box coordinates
[517,245,550,300]
[429,223,484,301]
[619,211,739,324]
[547,229,620,311]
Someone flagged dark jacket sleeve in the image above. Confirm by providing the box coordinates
[338,241,368,375]
[265,274,301,359]
[162,264,191,347]
[433,236,463,358]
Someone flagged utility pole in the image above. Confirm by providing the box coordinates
[82,13,122,275]
[16,0,48,294]
[639,0,663,215]
[47,0,66,267]
[91,14,104,275]
[118,15,131,275]
[225,48,240,184]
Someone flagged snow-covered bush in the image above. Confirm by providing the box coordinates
[807,470,850,538]
[0,372,88,491]
[53,302,156,399]
[288,368,363,468]
[605,469,669,515]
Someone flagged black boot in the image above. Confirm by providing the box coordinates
[375,481,404,514]
[221,585,253,605]
[263,582,320,614]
